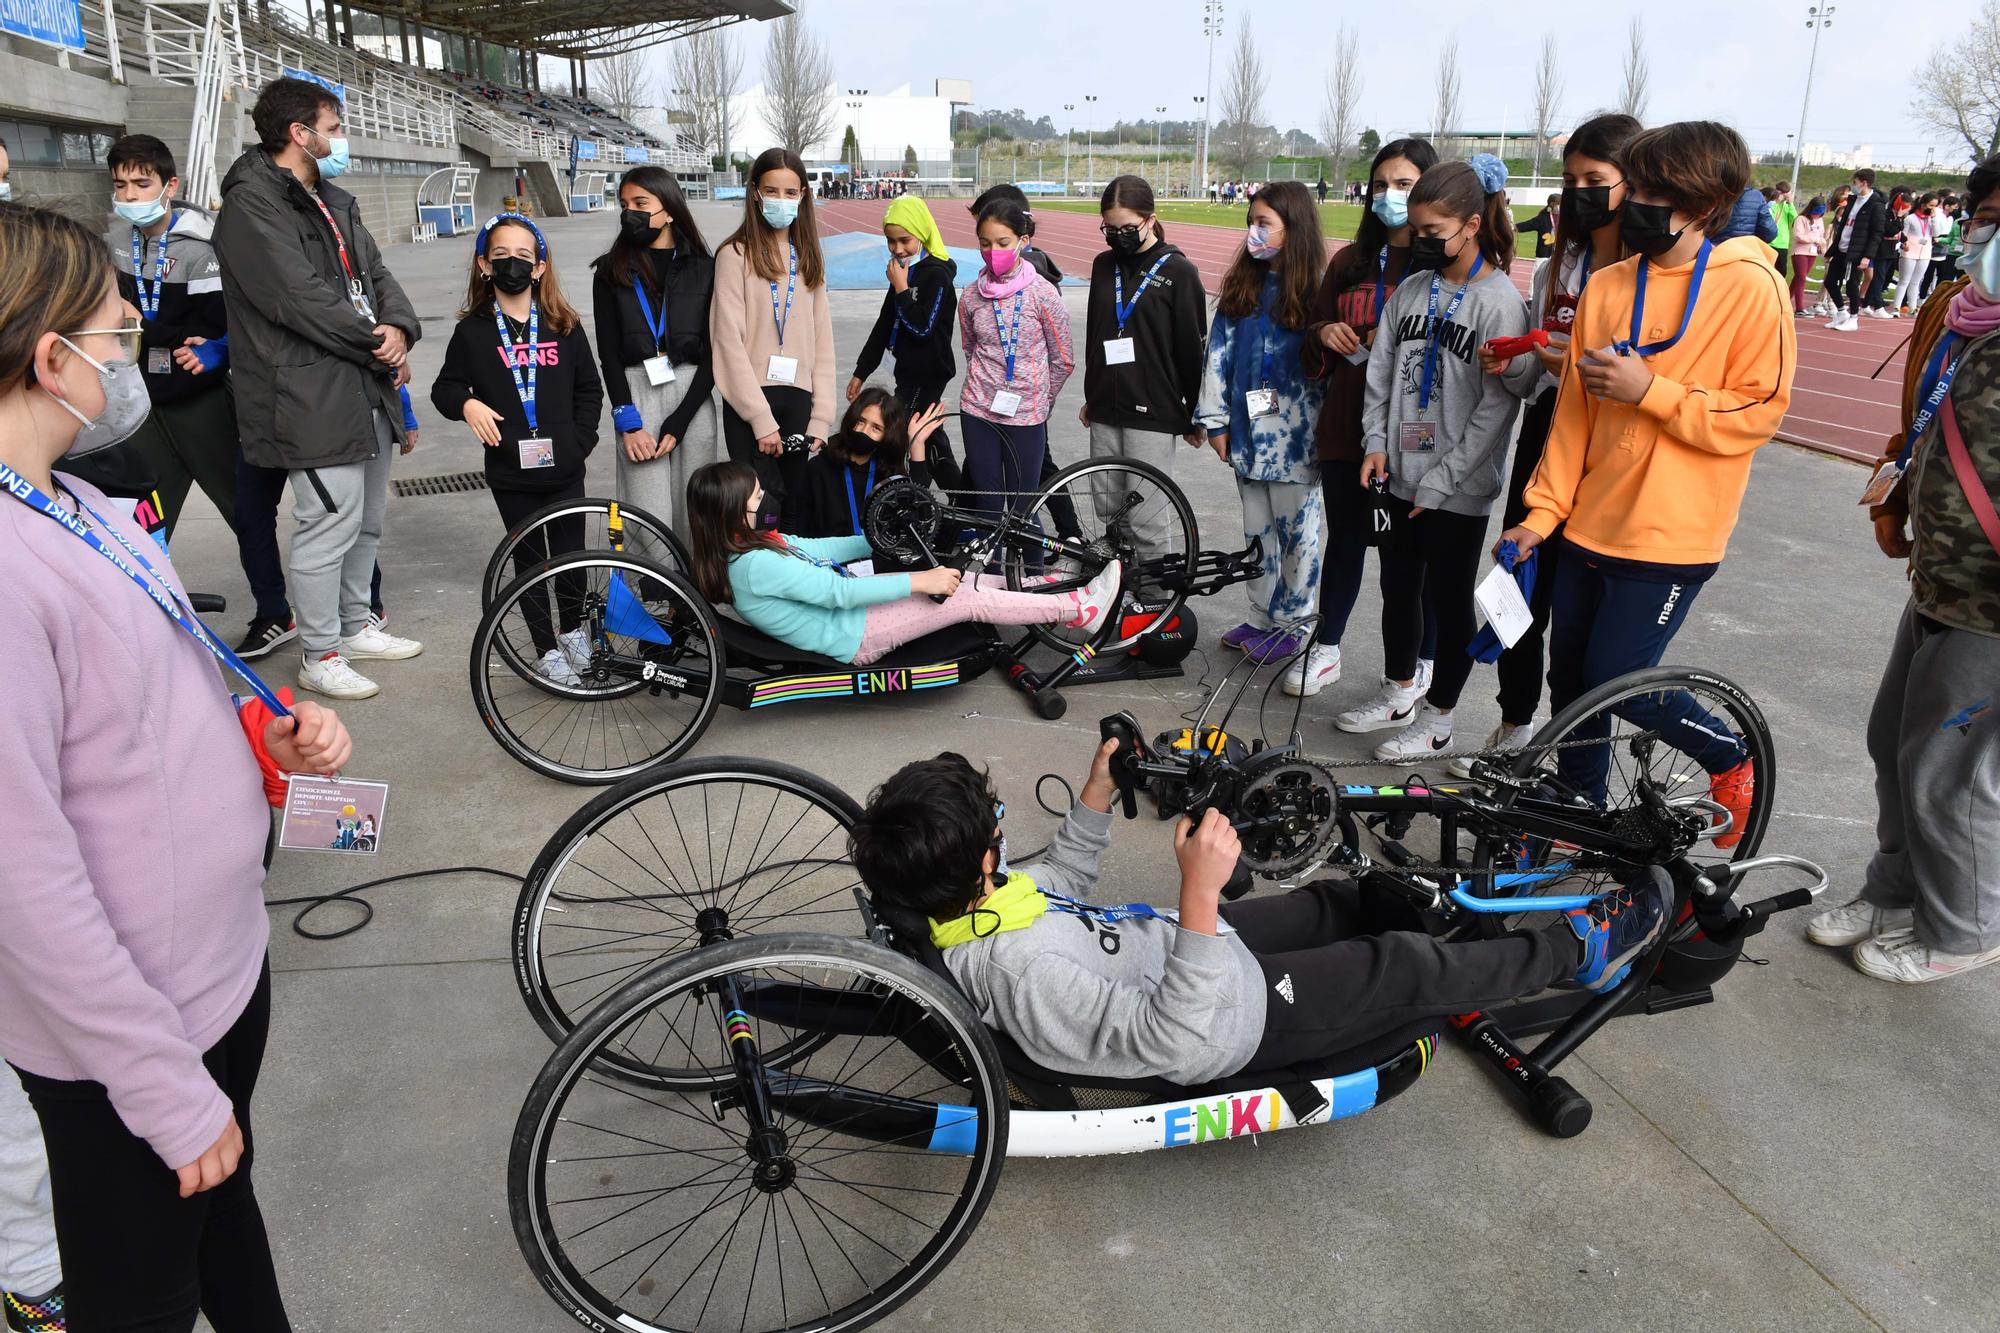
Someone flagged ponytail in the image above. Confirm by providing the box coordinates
[1100,173,1167,242]
[1408,158,1515,274]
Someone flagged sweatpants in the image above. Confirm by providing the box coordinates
[13,963,290,1333]
[1861,602,2000,954]
[722,385,813,531]
[1224,880,1578,1074]
[1866,253,1896,308]
[852,573,1070,664]
[288,411,394,657]
[1493,389,1563,725]
[1895,253,1931,309]
[492,482,587,656]
[1843,257,1878,314]
[613,361,724,540]
[1545,543,1745,800]
[1381,505,1489,710]
[126,386,241,540]
[0,1072,57,1299]
[1234,474,1323,632]
[1820,250,1848,304]
[1312,468,1438,657]
[959,415,1046,532]
[1087,421,1181,562]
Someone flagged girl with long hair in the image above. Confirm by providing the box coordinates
[589,165,720,535]
[788,387,946,556]
[1195,180,1328,662]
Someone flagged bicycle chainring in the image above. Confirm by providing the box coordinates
[861,476,942,565]
[1231,755,1343,877]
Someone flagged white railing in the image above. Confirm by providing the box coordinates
[57,0,127,80]
[180,0,230,205]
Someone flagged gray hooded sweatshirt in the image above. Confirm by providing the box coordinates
[941,804,1267,1086]
[1361,263,1529,515]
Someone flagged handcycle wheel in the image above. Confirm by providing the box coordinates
[515,758,873,1074]
[1466,666,1776,933]
[510,934,1007,1333]
[471,553,726,785]
[1006,456,1197,656]
[481,496,690,612]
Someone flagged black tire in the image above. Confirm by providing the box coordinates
[510,934,1007,1333]
[481,496,690,612]
[514,757,873,1074]
[471,553,726,785]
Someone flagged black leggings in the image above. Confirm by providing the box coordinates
[722,385,814,530]
[1380,502,1489,710]
[1314,465,1440,655]
[1494,388,1563,725]
[493,481,587,656]
[14,962,290,1333]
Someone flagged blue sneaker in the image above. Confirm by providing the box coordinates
[1565,868,1673,993]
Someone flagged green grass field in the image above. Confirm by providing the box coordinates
[1035,197,1543,245]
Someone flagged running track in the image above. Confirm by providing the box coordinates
[820,199,1904,465]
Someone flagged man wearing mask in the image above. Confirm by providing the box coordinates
[1827,169,1888,333]
[214,78,422,702]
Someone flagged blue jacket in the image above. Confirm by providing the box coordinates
[1720,187,1778,245]
[726,535,912,662]
[1194,273,1324,483]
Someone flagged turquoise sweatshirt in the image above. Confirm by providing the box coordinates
[726,535,913,662]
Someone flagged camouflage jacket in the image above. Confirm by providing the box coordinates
[1907,329,2000,638]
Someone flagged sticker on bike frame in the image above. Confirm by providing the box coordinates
[279,773,391,855]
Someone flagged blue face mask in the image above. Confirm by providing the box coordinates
[761,196,800,229]
[0,181,14,202]
[1962,230,2000,303]
[1372,188,1410,229]
[113,186,170,229]
[304,125,350,180]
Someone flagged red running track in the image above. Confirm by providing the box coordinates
[820,199,1906,465]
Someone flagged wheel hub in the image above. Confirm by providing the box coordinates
[745,1128,795,1193]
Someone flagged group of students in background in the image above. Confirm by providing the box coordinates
[1779,170,1970,327]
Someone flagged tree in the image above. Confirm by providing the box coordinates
[903,144,919,175]
[1318,22,1363,188]
[1911,2,2000,162]
[1430,37,1461,156]
[1217,17,1269,178]
[1619,17,1650,121]
[1530,33,1564,181]
[670,25,743,164]
[841,124,860,172]
[595,35,653,124]
[761,5,835,155]
[1358,127,1380,156]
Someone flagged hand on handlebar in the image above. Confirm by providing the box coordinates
[910,566,961,598]
[1080,738,1120,814]
[1173,808,1239,935]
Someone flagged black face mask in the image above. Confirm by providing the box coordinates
[619,208,662,243]
[1619,201,1687,258]
[490,256,537,294]
[1104,224,1146,256]
[1563,184,1620,235]
[840,429,879,456]
[1406,232,1456,273]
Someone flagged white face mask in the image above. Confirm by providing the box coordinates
[1962,230,2000,303]
[45,338,153,457]
[0,181,13,202]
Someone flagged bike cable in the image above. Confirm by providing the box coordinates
[264,866,523,942]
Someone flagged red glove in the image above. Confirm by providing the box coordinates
[236,688,296,807]
[1482,329,1550,360]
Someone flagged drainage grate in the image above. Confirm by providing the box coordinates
[392,471,490,498]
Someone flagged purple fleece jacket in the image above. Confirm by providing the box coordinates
[0,473,271,1170]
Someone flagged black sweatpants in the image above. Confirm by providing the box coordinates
[1223,881,1578,1074]
[1844,256,1878,314]
[1494,387,1563,725]
[1313,468,1439,656]
[1380,503,1489,709]
[13,962,290,1333]
[722,384,814,530]
[492,480,588,655]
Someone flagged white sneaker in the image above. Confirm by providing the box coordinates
[1335,678,1424,733]
[1280,643,1342,697]
[1853,928,2000,984]
[299,650,380,700]
[1807,898,1915,947]
[340,620,423,660]
[557,625,593,672]
[1865,307,1895,320]
[1373,703,1454,762]
[536,647,583,687]
[1448,721,1537,779]
[1064,558,1123,630]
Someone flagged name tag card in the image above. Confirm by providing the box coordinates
[1245,388,1277,418]
[279,774,391,855]
[767,355,799,385]
[989,389,1023,417]
[1858,460,1903,507]
[1103,337,1137,365]
[147,347,175,375]
[1474,562,1535,649]
[642,356,676,387]
[1397,421,1437,452]
[518,437,555,469]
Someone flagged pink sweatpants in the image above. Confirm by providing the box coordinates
[853,575,1072,665]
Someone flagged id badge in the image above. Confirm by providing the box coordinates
[989,388,1023,417]
[518,437,556,469]
[1397,420,1437,452]
[767,355,799,385]
[348,279,375,323]
[1245,387,1278,418]
[147,347,174,375]
[643,356,676,387]
[1103,337,1137,365]
[1859,459,1905,506]
[279,773,390,855]
[1343,345,1373,366]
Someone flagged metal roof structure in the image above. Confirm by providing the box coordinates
[343,0,794,60]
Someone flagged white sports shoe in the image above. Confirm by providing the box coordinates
[1064,559,1124,630]
[299,650,380,700]
[536,647,583,687]
[341,621,424,660]
[1853,928,2000,984]
[1448,722,1537,779]
[1806,898,1915,947]
[1828,313,1857,332]
[1373,703,1454,763]
[1865,306,1896,320]
[1334,678,1424,733]
[557,625,593,672]
[1280,643,1342,697]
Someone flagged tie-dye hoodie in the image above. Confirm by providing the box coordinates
[1196,273,1325,483]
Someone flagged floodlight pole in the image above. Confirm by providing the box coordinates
[1198,1,1222,193]
[1789,5,1834,197]
[1085,94,1098,191]
[1063,102,1075,194]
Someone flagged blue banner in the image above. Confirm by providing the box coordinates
[623,146,647,164]
[575,139,598,160]
[282,65,346,102]
[0,0,84,51]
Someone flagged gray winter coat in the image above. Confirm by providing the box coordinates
[212,149,419,469]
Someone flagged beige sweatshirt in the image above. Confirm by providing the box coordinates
[709,237,838,440]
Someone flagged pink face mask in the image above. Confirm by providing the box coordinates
[985,246,1020,277]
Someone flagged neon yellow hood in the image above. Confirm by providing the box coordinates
[930,874,1045,948]
[884,194,949,260]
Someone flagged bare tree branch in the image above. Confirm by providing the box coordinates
[670,26,743,165]
[1620,18,1650,122]
[594,32,653,124]
[1431,36,1461,157]
[1530,33,1564,181]
[1218,17,1269,179]
[762,5,835,156]
[1319,23,1363,189]
[1910,2,2000,163]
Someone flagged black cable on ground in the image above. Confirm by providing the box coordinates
[264,866,523,941]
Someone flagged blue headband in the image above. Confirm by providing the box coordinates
[476,212,547,259]
[1468,154,1509,195]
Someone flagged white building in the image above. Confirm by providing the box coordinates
[725,80,963,171]
[1800,142,1875,170]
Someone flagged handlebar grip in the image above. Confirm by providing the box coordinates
[1099,712,1146,819]
[1745,887,1816,923]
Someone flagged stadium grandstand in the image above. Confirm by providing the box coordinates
[1,0,790,238]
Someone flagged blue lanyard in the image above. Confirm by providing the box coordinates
[631,274,668,353]
[1897,333,1966,467]
[494,302,539,433]
[131,224,169,321]
[1419,254,1484,414]
[993,292,1025,381]
[1616,239,1712,359]
[782,541,857,578]
[1373,244,1389,321]
[770,243,797,346]
[843,459,876,537]
[1042,891,1168,926]
[1257,282,1277,388]
[0,463,291,717]
[1112,252,1172,334]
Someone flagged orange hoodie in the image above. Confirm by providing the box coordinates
[1521,236,1796,565]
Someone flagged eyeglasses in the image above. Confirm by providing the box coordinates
[1965,217,1998,247]
[64,323,145,360]
[1099,223,1143,239]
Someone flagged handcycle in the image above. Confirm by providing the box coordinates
[468,457,1258,783]
[505,663,1828,1333]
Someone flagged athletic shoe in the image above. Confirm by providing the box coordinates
[1064,559,1123,630]
[1708,757,1755,850]
[1220,622,1264,651]
[3,1283,62,1332]
[1243,628,1304,664]
[1448,721,1537,779]
[1373,703,1454,762]
[1828,312,1858,332]
[233,615,297,660]
[1279,642,1342,696]
[536,647,583,687]
[1898,305,1913,317]
[299,650,379,700]
[1853,929,2000,984]
[1565,869,1673,992]
[1807,898,1914,947]
[1823,310,1847,327]
[340,621,423,661]
[1865,307,1896,320]
[1334,678,1424,733]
